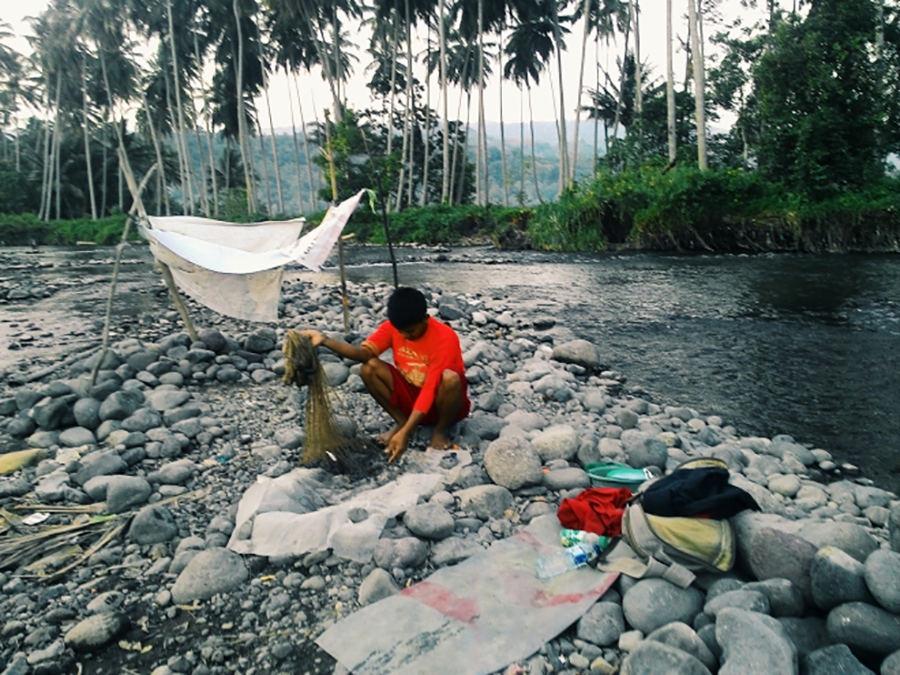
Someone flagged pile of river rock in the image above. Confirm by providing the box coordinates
[1,279,899,675]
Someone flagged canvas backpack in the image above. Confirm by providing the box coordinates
[599,457,758,588]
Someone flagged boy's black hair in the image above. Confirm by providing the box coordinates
[387,287,428,330]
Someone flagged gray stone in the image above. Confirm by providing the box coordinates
[403,503,455,540]
[646,622,718,672]
[798,520,879,563]
[810,546,874,611]
[502,409,546,431]
[150,459,198,485]
[801,644,875,675]
[274,428,305,450]
[622,579,705,635]
[7,415,36,438]
[716,607,797,675]
[543,467,591,491]
[744,578,805,617]
[94,419,122,442]
[58,427,96,447]
[129,505,178,545]
[777,616,830,659]
[577,602,625,647]
[430,537,482,566]
[863,548,900,613]
[826,602,900,657]
[0,476,32,499]
[552,339,603,370]
[373,537,428,570]
[620,640,712,675]
[532,424,579,461]
[746,526,817,603]
[27,430,59,448]
[463,414,507,441]
[126,350,160,371]
[704,590,770,617]
[147,390,191,412]
[199,329,227,353]
[483,436,543,490]
[890,503,900,553]
[882,650,900,675]
[98,390,145,422]
[72,450,127,486]
[244,328,276,353]
[64,612,129,652]
[358,568,400,606]
[35,471,71,502]
[322,362,350,386]
[171,548,249,604]
[86,591,124,615]
[616,409,640,430]
[121,408,162,432]
[621,430,668,470]
[171,417,202,438]
[105,476,152,514]
[73,398,101,430]
[853,485,893,510]
[455,484,514,520]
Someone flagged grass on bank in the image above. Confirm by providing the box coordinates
[4,168,900,252]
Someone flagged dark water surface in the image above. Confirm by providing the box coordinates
[2,245,898,493]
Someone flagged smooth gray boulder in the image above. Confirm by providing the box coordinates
[483,436,543,490]
[576,602,624,647]
[623,579,705,635]
[373,537,428,570]
[72,451,127,486]
[64,612,129,652]
[800,644,874,675]
[98,390,145,422]
[797,521,879,563]
[810,546,874,611]
[863,548,900,613]
[105,476,152,514]
[73,398,101,430]
[621,429,668,469]
[403,503,455,540]
[358,568,400,606]
[716,607,797,675]
[745,526,817,602]
[826,602,900,657]
[58,427,96,447]
[704,589,770,617]
[129,505,178,545]
[745,578,805,617]
[646,622,718,672]
[620,640,712,675]
[454,484,514,520]
[551,339,603,370]
[171,548,249,604]
[531,424,579,461]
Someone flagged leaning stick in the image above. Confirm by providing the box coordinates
[323,111,351,332]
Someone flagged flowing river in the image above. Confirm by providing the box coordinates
[2,245,899,493]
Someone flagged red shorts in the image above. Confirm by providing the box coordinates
[387,363,471,426]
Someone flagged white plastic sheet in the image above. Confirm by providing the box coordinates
[142,189,367,321]
[317,514,619,675]
[226,468,443,563]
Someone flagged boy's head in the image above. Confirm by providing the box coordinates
[387,287,428,338]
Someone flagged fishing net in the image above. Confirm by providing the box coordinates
[282,330,380,478]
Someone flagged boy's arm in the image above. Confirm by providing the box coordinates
[385,410,426,463]
[299,330,376,363]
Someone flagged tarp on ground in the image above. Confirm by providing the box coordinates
[142,189,367,322]
[316,514,619,675]
[226,467,444,563]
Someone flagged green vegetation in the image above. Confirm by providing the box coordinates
[0,213,134,247]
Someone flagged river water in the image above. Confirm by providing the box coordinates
[2,245,899,493]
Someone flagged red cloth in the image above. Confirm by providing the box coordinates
[557,488,633,537]
[385,362,471,425]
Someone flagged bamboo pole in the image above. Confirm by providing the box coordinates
[157,261,199,343]
[323,111,350,332]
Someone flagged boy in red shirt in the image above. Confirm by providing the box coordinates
[301,287,470,463]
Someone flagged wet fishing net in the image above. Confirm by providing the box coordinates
[282,330,380,478]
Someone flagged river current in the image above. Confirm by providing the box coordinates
[1,245,898,493]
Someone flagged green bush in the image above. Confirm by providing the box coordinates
[0,213,135,246]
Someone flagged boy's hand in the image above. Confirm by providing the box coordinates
[385,430,410,464]
[299,329,325,347]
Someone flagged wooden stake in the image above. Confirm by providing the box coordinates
[157,261,199,343]
[324,110,351,332]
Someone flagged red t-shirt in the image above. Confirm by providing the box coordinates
[362,316,467,414]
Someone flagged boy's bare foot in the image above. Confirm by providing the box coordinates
[376,425,402,446]
[427,431,452,450]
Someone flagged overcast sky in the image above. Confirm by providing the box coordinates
[1,0,756,129]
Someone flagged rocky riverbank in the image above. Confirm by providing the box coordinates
[1,279,899,675]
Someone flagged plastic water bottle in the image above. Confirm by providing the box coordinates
[560,528,610,550]
[535,541,602,579]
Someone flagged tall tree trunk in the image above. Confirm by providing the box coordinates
[498,27,509,207]
[666,0,676,162]
[168,0,195,215]
[233,0,257,214]
[571,0,592,183]
[386,14,399,162]
[394,0,414,211]
[613,17,630,141]
[293,73,317,212]
[163,60,188,213]
[632,0,643,151]
[528,88,544,204]
[405,0,416,208]
[53,79,62,220]
[449,51,473,206]
[519,88,525,204]
[205,115,219,215]
[420,23,432,207]
[551,0,569,193]
[439,1,450,202]
[286,69,305,213]
[192,31,212,217]
[101,118,108,217]
[139,84,170,216]
[82,54,98,219]
[256,115,274,213]
[99,50,138,212]
[257,24,285,214]
[688,0,707,169]
[456,90,473,205]
[39,86,53,221]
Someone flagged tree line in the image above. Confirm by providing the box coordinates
[0,0,899,226]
